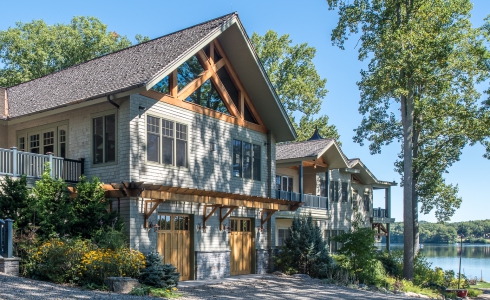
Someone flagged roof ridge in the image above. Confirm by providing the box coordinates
[277,138,334,146]
[6,13,237,90]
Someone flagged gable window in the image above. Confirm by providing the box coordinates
[330,181,339,202]
[178,55,205,90]
[151,75,170,94]
[93,114,116,164]
[146,115,188,168]
[185,79,230,115]
[233,139,260,180]
[17,122,69,158]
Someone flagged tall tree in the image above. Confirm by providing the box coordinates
[327,0,489,279]
[251,30,340,142]
[0,16,147,87]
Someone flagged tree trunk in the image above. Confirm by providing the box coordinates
[412,118,420,257]
[401,79,415,280]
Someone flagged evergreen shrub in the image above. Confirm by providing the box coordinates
[274,214,333,278]
[139,252,180,288]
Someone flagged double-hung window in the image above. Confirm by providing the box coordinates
[93,114,116,164]
[147,115,188,168]
[233,139,261,180]
[330,181,340,202]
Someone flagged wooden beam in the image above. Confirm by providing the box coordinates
[170,70,178,97]
[261,209,277,228]
[220,206,237,229]
[144,199,165,228]
[203,204,222,227]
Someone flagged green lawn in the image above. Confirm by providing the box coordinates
[470,281,490,289]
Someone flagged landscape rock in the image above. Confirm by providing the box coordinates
[292,274,311,280]
[105,277,141,294]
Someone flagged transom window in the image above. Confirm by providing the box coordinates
[158,214,189,231]
[233,139,261,181]
[230,219,251,232]
[147,115,188,168]
[93,114,116,164]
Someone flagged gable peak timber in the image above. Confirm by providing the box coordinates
[142,39,266,133]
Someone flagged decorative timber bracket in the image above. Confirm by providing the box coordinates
[144,199,165,228]
[260,209,277,229]
[220,206,237,229]
[372,223,388,238]
[203,204,222,229]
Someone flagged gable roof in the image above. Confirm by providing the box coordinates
[276,139,335,160]
[4,13,295,141]
[6,14,234,119]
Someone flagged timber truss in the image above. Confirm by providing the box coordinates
[141,39,267,134]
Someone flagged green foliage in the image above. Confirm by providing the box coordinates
[139,252,180,289]
[72,175,120,239]
[333,227,383,284]
[32,164,72,239]
[28,237,93,283]
[92,219,127,250]
[251,30,340,143]
[0,175,33,229]
[377,250,403,279]
[0,16,141,87]
[274,214,333,278]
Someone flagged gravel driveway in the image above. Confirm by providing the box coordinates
[0,273,428,300]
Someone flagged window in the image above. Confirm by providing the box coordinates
[364,194,370,211]
[177,55,205,90]
[320,177,327,197]
[17,121,69,157]
[330,181,339,202]
[277,228,290,246]
[276,175,293,191]
[230,219,251,232]
[341,182,349,202]
[233,139,261,180]
[93,114,116,164]
[185,79,231,115]
[146,116,188,168]
[151,75,170,94]
[157,214,189,231]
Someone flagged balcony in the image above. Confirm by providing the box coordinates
[275,189,328,209]
[0,147,84,183]
[371,207,395,223]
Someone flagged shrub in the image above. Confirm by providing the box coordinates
[139,252,180,288]
[273,214,333,278]
[78,247,146,285]
[29,237,93,283]
[92,217,127,250]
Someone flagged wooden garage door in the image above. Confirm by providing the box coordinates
[157,214,191,280]
[230,218,253,275]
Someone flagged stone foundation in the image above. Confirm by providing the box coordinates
[195,251,230,280]
[256,249,278,274]
[0,257,20,276]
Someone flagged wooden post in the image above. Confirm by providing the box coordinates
[5,219,13,258]
[299,163,303,202]
[47,152,53,178]
[10,147,17,177]
[386,186,391,252]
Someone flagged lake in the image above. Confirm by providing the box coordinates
[376,243,490,280]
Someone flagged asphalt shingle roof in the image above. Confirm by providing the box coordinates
[5,13,235,118]
[276,139,335,160]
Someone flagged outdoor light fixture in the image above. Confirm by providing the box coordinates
[197,223,207,233]
[138,105,146,111]
[211,143,217,151]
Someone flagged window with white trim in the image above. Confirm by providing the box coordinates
[233,139,261,180]
[146,115,188,168]
[17,122,68,157]
[277,228,290,246]
[276,175,293,191]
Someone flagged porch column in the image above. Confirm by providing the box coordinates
[325,170,329,210]
[385,186,391,252]
[299,163,303,202]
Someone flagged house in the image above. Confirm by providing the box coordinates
[274,130,396,251]
[0,13,301,280]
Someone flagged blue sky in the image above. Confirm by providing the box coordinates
[1,0,489,223]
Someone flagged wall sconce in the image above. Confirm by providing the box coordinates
[197,223,207,233]
[211,143,217,152]
[138,105,146,111]
[220,223,231,233]
[147,220,160,232]
[257,226,265,233]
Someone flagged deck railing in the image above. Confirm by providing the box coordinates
[0,147,84,183]
[373,207,387,218]
[275,189,328,209]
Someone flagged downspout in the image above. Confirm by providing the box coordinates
[106,95,119,109]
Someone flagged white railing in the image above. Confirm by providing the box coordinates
[0,147,83,182]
